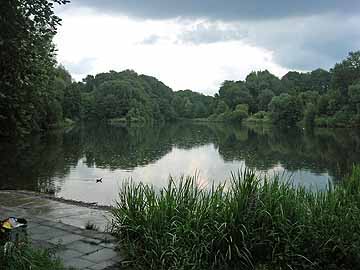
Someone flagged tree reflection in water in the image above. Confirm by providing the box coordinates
[1,122,359,199]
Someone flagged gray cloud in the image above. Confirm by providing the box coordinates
[69,0,360,71]
[176,15,360,70]
[72,0,359,21]
[247,15,360,70]
[178,22,245,44]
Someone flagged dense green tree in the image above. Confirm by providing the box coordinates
[63,82,82,120]
[326,89,344,115]
[304,103,317,127]
[81,92,96,119]
[218,81,253,110]
[77,70,179,122]
[258,89,275,111]
[214,100,229,114]
[349,83,360,114]
[0,0,69,137]
[269,94,303,126]
[173,90,213,118]
[317,95,330,116]
[246,70,282,96]
[281,71,309,95]
[298,91,319,109]
[331,51,360,96]
[229,104,249,123]
[82,75,97,92]
[307,69,331,94]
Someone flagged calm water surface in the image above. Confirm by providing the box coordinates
[1,122,359,205]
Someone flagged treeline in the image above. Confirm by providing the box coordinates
[58,51,360,128]
[212,51,360,127]
[1,1,360,138]
[61,70,215,123]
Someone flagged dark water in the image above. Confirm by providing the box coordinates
[1,122,360,205]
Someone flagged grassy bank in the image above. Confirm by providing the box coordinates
[0,240,68,270]
[112,167,360,270]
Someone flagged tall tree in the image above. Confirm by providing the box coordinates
[218,81,253,110]
[349,83,360,114]
[0,0,69,137]
[269,94,303,127]
[331,51,360,96]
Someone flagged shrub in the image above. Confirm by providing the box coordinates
[253,111,267,119]
[350,114,360,126]
[0,241,67,270]
[333,109,351,126]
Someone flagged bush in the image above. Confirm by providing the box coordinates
[350,114,360,126]
[253,111,267,119]
[208,104,248,123]
[216,112,230,121]
[315,116,329,127]
[228,110,248,123]
[304,104,317,127]
[333,110,351,126]
[269,94,303,127]
[0,241,67,270]
[315,116,346,127]
[112,166,360,270]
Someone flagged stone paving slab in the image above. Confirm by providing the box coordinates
[0,190,122,270]
[0,190,112,231]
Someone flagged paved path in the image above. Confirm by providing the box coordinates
[0,190,123,270]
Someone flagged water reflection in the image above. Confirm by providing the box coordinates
[1,122,359,205]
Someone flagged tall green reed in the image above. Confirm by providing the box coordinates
[112,167,360,270]
[0,240,66,270]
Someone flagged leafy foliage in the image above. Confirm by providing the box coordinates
[269,93,303,126]
[212,51,360,127]
[0,240,66,270]
[0,0,69,137]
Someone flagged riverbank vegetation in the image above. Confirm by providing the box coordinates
[50,51,360,129]
[21,49,354,131]
[0,0,71,138]
[60,51,359,129]
[0,240,67,270]
[112,166,360,270]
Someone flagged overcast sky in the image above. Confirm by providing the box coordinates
[54,0,360,95]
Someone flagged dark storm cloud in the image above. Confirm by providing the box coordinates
[69,0,360,71]
[72,0,359,21]
[175,15,360,70]
[245,15,360,70]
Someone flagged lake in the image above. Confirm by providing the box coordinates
[1,122,359,206]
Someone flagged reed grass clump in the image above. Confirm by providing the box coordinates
[0,240,67,270]
[112,166,360,270]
